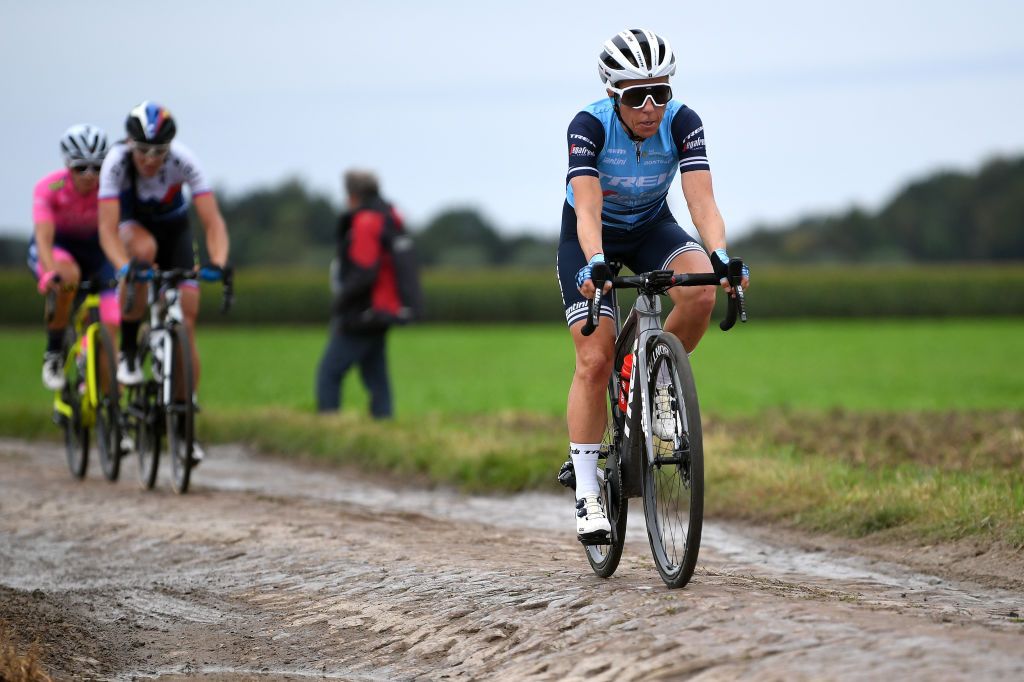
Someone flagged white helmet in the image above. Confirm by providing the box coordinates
[598,28,677,86]
[59,124,109,166]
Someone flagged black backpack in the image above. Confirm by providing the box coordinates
[382,221,424,323]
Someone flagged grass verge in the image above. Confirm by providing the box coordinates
[0,623,52,682]
[4,404,1022,548]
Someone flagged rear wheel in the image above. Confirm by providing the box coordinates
[94,326,122,482]
[584,382,628,578]
[641,332,704,589]
[61,332,89,480]
[167,327,195,495]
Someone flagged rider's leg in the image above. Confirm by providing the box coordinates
[118,222,156,361]
[47,251,81,333]
[567,320,616,497]
[39,251,80,388]
[664,249,717,353]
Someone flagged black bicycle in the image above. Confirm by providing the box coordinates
[122,267,232,493]
[560,259,747,588]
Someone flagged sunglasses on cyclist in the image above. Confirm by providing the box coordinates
[608,83,673,109]
[70,163,102,174]
[133,143,171,158]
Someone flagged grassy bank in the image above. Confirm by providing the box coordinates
[0,623,51,682]
[1,321,1021,548]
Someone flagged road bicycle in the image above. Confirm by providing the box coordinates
[46,277,122,481]
[559,259,747,588]
[121,266,232,494]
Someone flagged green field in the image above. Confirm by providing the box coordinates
[1,320,1022,546]
[2,320,1022,416]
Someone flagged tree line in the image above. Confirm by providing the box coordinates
[3,154,1021,268]
[731,155,1024,263]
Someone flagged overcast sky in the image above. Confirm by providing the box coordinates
[3,1,1023,239]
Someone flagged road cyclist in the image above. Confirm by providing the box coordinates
[97,101,232,465]
[28,124,118,391]
[557,28,751,554]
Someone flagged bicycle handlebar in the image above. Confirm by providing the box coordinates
[43,275,118,324]
[123,267,234,315]
[580,258,748,337]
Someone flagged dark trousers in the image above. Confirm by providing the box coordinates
[315,321,393,418]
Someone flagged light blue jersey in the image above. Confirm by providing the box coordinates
[565,98,709,229]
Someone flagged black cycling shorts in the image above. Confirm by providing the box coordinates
[556,201,704,327]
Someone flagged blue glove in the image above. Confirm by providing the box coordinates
[709,249,751,283]
[199,264,225,282]
[576,253,612,290]
[117,258,152,281]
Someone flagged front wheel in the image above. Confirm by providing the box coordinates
[94,325,122,482]
[61,331,88,479]
[584,383,628,578]
[130,335,161,490]
[167,327,195,495]
[641,332,704,589]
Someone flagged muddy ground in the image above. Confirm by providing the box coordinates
[1,439,1022,681]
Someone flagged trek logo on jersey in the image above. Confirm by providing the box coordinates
[599,171,671,188]
[681,126,705,152]
[570,144,595,157]
[569,134,595,146]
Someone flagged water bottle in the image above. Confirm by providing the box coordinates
[617,352,634,412]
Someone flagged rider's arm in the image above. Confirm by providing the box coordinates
[680,170,726,253]
[98,199,129,271]
[570,175,605,260]
[33,220,57,275]
[176,144,229,268]
[96,150,130,271]
[193,193,230,267]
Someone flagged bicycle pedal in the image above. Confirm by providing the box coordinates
[557,460,576,490]
[577,531,611,546]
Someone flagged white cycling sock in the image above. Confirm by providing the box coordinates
[570,442,601,499]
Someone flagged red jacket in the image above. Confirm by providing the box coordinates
[336,198,404,332]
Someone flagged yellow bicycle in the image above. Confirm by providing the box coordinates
[47,277,122,481]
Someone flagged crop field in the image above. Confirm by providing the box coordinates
[1,319,1022,417]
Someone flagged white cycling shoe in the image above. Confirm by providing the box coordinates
[117,353,143,386]
[653,386,677,441]
[576,494,611,538]
[42,352,65,391]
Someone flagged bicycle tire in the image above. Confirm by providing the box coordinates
[584,382,628,577]
[93,325,122,482]
[61,330,88,479]
[132,336,161,490]
[167,327,195,494]
[641,332,704,589]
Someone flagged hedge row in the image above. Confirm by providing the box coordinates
[2,264,1023,325]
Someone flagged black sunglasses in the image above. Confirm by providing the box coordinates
[609,83,673,109]
[70,163,102,174]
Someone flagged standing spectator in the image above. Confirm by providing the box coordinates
[316,170,405,418]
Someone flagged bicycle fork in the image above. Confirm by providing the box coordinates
[617,293,666,497]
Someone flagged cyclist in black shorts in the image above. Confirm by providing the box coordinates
[559,29,750,541]
[97,101,231,460]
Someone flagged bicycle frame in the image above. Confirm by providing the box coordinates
[52,293,104,425]
[616,293,669,498]
[143,278,188,407]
